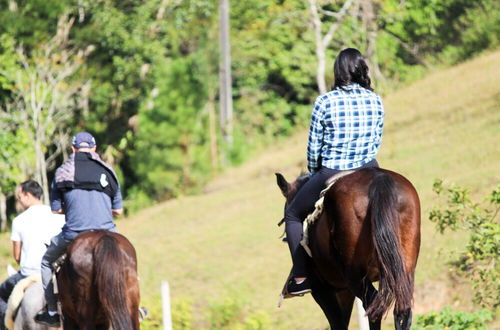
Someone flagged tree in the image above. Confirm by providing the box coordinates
[0,129,34,231]
[0,15,91,203]
[307,0,357,94]
[130,56,210,199]
[360,0,384,84]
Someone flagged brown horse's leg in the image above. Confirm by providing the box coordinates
[350,279,381,330]
[335,289,356,325]
[394,308,412,330]
[63,316,79,329]
[126,278,140,329]
[310,276,353,329]
[74,293,99,330]
[131,309,140,330]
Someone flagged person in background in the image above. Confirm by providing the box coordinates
[35,132,123,327]
[283,48,385,295]
[0,180,64,329]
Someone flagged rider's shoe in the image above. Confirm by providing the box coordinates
[139,306,149,321]
[34,310,61,328]
[287,278,312,296]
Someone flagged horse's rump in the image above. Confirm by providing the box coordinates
[58,230,140,329]
[313,168,420,320]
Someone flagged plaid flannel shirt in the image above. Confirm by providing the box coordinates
[307,83,384,173]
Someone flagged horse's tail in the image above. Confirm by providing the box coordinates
[94,233,135,330]
[366,171,413,322]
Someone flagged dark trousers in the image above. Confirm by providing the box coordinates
[284,159,379,277]
[41,232,73,312]
[0,271,26,328]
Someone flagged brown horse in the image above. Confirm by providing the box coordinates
[276,167,420,330]
[57,230,140,329]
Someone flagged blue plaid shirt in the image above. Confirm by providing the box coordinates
[307,83,384,172]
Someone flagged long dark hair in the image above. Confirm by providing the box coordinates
[332,48,373,91]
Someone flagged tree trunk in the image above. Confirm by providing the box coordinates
[35,134,49,204]
[219,0,233,146]
[0,191,7,232]
[180,135,191,189]
[207,90,219,173]
[308,0,327,94]
[361,0,384,85]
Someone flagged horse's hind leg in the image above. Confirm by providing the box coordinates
[351,279,381,330]
[394,308,412,330]
[63,316,80,330]
[310,278,353,330]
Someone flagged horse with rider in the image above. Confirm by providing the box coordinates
[277,48,420,330]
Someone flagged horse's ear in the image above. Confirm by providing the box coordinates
[275,173,290,196]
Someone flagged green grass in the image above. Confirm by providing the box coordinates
[0,51,498,329]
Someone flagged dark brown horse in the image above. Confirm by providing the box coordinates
[276,167,420,330]
[57,230,140,329]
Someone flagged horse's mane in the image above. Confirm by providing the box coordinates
[287,173,310,200]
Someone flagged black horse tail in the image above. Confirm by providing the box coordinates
[94,233,135,330]
[366,171,413,322]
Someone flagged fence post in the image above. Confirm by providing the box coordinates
[355,297,370,330]
[161,281,172,330]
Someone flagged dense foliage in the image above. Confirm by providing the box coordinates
[429,180,499,308]
[0,0,498,217]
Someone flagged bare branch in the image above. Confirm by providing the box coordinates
[323,0,357,47]
[319,8,341,18]
[382,28,432,69]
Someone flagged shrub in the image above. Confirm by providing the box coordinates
[172,298,194,330]
[208,296,245,329]
[414,307,492,329]
[429,180,499,307]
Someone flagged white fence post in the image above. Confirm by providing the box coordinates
[355,297,370,330]
[161,281,172,330]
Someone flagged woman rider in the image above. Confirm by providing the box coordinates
[284,48,384,295]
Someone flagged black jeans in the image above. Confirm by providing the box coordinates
[284,159,379,277]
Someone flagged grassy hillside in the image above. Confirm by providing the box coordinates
[121,50,498,328]
[0,51,498,329]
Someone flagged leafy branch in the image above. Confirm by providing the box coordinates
[429,180,499,308]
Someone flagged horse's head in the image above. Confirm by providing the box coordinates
[275,172,310,204]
